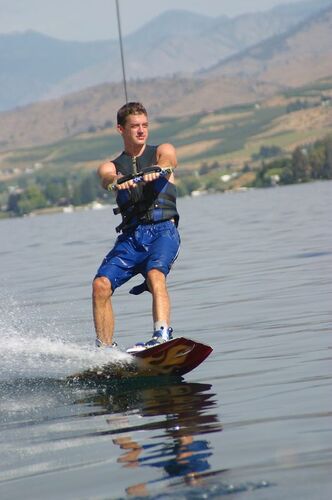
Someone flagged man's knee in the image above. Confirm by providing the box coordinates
[147,269,166,292]
[92,276,112,300]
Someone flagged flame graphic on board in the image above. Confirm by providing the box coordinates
[138,343,196,375]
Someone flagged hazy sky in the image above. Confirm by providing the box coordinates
[0,0,306,41]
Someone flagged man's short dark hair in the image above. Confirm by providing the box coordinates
[117,102,148,127]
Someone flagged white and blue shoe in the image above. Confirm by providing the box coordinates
[95,338,118,350]
[126,327,173,354]
[145,327,173,347]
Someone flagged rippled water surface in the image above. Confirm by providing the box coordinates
[0,182,331,499]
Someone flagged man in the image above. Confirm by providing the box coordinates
[93,102,180,352]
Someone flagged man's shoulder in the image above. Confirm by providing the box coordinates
[98,160,116,176]
[156,143,177,168]
[157,143,175,153]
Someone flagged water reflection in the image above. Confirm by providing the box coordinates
[76,379,222,496]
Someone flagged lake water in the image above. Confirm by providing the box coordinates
[0,182,331,499]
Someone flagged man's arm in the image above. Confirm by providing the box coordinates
[98,161,136,191]
[98,161,117,190]
[143,143,177,183]
[156,143,177,169]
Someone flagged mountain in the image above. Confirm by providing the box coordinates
[0,0,331,111]
[203,4,332,87]
[2,2,332,152]
[1,1,332,152]
[0,32,116,111]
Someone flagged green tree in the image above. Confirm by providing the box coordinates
[323,136,332,179]
[252,145,283,160]
[11,185,48,215]
[205,177,225,192]
[7,192,20,213]
[72,174,99,205]
[291,147,312,182]
[253,162,272,187]
[44,180,69,204]
[182,176,201,194]
[176,176,202,196]
[199,162,210,175]
[80,175,98,204]
[280,167,294,184]
[309,142,326,179]
[286,100,310,113]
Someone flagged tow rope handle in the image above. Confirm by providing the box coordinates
[107,166,173,191]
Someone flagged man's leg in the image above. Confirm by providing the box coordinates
[146,268,170,326]
[126,268,172,353]
[92,276,114,345]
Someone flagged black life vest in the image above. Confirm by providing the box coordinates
[113,145,179,233]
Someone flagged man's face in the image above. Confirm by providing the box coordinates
[118,113,149,146]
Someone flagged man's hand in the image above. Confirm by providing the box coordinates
[116,177,137,190]
[117,168,162,189]
[142,170,160,183]
[110,166,170,191]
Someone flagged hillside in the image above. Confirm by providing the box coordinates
[1,77,331,183]
[204,4,332,88]
[0,76,280,152]
[1,76,331,217]
[0,0,330,111]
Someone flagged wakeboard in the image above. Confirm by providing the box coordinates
[69,337,212,382]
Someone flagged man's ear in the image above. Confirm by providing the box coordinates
[117,124,124,135]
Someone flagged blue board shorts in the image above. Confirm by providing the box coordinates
[95,220,180,292]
